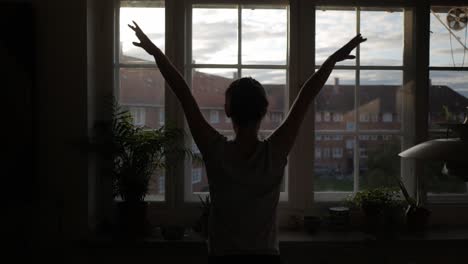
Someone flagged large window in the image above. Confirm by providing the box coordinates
[186,4,288,200]
[314,7,403,198]
[428,6,468,197]
[117,1,166,201]
[113,1,468,219]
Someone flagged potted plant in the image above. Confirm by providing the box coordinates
[110,104,188,238]
[396,177,431,233]
[347,187,404,237]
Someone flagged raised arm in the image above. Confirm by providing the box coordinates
[268,34,366,156]
[129,21,218,154]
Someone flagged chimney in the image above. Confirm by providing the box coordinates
[333,77,340,94]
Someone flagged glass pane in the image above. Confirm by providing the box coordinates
[316,7,356,66]
[360,9,403,66]
[119,67,166,200]
[314,134,354,192]
[429,71,468,130]
[241,69,287,135]
[119,68,165,129]
[427,71,468,194]
[359,71,403,131]
[425,162,467,194]
[193,7,238,64]
[147,169,165,201]
[359,135,401,190]
[120,4,165,64]
[315,70,356,131]
[242,7,287,65]
[430,6,468,67]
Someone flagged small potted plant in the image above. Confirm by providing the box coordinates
[347,187,404,237]
[396,177,431,233]
[110,104,188,238]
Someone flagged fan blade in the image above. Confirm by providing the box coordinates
[447,14,456,22]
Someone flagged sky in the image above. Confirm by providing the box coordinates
[119,6,468,97]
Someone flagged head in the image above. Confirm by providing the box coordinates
[225,77,269,131]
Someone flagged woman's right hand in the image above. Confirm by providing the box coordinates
[330,34,367,63]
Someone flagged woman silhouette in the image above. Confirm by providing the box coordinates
[130,21,365,264]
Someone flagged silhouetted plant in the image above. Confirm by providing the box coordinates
[110,102,191,202]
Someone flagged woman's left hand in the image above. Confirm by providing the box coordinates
[128,21,158,55]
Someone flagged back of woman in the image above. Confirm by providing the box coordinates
[203,135,288,257]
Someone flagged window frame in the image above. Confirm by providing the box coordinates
[112,0,468,227]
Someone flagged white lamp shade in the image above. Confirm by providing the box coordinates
[399,138,468,161]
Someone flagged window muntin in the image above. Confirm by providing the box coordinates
[119,2,165,64]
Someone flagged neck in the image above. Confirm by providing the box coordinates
[233,125,259,144]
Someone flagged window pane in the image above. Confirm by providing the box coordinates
[359,71,403,131]
[360,9,403,66]
[429,71,468,130]
[316,7,356,66]
[119,68,165,129]
[314,134,354,192]
[427,71,468,194]
[241,69,287,134]
[315,70,356,131]
[430,6,468,67]
[120,3,165,64]
[242,6,287,65]
[119,68,166,200]
[193,7,238,64]
[359,135,401,190]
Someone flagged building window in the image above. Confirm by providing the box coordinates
[359,113,370,122]
[129,107,146,126]
[324,111,331,122]
[332,148,343,159]
[158,176,165,194]
[359,147,367,158]
[315,112,322,122]
[159,108,165,125]
[316,135,322,141]
[333,112,343,122]
[371,113,379,122]
[192,168,202,184]
[346,139,354,150]
[210,110,219,124]
[383,112,393,122]
[323,148,330,159]
[315,148,322,160]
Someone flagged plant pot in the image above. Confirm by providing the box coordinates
[362,206,400,238]
[405,205,431,233]
[160,226,185,241]
[116,201,149,238]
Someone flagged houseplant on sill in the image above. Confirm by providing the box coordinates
[110,104,188,239]
[396,176,431,234]
[347,187,404,238]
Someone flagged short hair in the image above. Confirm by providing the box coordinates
[225,77,269,128]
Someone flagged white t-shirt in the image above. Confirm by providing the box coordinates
[202,132,288,256]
